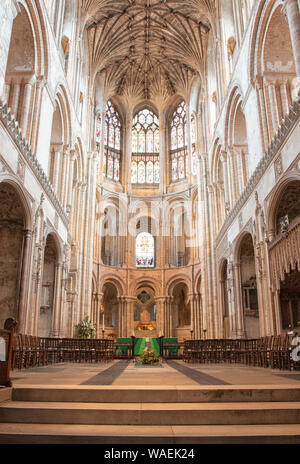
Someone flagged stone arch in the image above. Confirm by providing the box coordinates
[235,231,260,338]
[0,181,31,329]
[250,0,297,151]
[48,86,72,203]
[266,172,300,237]
[224,86,250,201]
[267,176,300,332]
[38,232,60,337]
[168,278,192,339]
[3,1,48,145]
[211,139,227,232]
[165,196,193,267]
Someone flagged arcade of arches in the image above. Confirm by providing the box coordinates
[0,0,300,343]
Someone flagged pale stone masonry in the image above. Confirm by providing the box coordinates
[0,0,299,341]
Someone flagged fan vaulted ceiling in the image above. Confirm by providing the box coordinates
[81,0,215,104]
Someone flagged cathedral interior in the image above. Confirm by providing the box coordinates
[0,0,300,344]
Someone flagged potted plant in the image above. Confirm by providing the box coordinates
[138,349,161,365]
[75,317,96,339]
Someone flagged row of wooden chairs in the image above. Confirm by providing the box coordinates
[11,334,115,370]
[183,335,298,371]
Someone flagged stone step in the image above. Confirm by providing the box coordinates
[11,385,300,404]
[1,401,300,426]
[1,423,300,444]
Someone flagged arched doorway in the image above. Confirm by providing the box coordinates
[134,286,157,337]
[102,282,119,336]
[39,235,59,337]
[238,233,259,338]
[0,183,27,329]
[172,282,191,339]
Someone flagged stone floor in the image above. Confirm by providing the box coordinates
[9,360,300,387]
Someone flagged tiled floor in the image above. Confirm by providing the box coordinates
[9,360,300,387]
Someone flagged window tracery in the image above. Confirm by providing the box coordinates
[131,109,160,185]
[103,100,121,182]
[170,101,187,182]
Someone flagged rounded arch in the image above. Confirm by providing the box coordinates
[266,172,300,234]
[249,0,294,84]
[44,230,63,264]
[233,229,255,264]
[167,275,192,297]
[53,85,72,145]
[0,176,33,230]
[132,276,162,297]
[16,0,49,78]
[224,85,246,148]
[100,275,125,297]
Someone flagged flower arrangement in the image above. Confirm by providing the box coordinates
[75,316,96,339]
[138,349,161,365]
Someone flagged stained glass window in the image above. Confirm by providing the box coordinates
[131,109,160,185]
[136,232,155,268]
[146,161,154,184]
[131,161,137,184]
[138,161,146,184]
[95,113,101,145]
[154,161,160,184]
[170,101,187,182]
[103,100,122,182]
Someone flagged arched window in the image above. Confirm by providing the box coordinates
[131,109,160,185]
[136,232,155,268]
[170,101,187,182]
[104,101,122,182]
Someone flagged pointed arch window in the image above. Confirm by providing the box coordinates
[131,109,160,185]
[103,100,122,182]
[170,101,187,182]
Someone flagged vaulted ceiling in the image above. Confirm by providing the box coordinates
[81,0,216,106]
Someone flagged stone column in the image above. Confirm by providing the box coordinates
[20,82,32,138]
[159,123,166,194]
[282,0,300,84]
[51,143,63,194]
[125,297,135,337]
[51,262,63,337]
[267,81,280,133]
[11,81,21,119]
[30,76,45,154]
[279,79,290,117]
[155,297,166,336]
[233,262,246,338]
[66,150,76,217]
[17,229,32,333]
[255,76,270,151]
[60,144,70,206]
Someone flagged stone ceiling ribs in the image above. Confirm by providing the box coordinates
[82,0,214,103]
